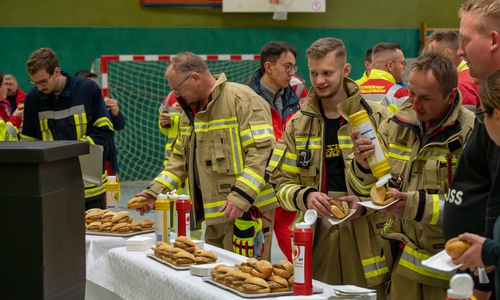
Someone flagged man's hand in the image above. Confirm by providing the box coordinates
[159,112,171,127]
[350,129,375,171]
[12,107,23,119]
[135,192,156,216]
[219,200,244,220]
[105,98,120,116]
[380,189,407,218]
[306,191,333,218]
[453,233,487,272]
[339,195,363,221]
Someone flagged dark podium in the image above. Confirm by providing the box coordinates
[0,141,89,299]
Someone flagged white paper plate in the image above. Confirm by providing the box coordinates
[422,250,462,272]
[331,285,376,295]
[327,209,356,226]
[358,199,400,210]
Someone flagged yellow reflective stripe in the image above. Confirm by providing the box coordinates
[388,143,411,160]
[239,168,265,193]
[361,256,389,279]
[194,117,238,132]
[279,184,298,211]
[400,245,452,281]
[94,116,113,130]
[73,114,85,140]
[204,200,225,219]
[347,168,373,195]
[84,171,107,198]
[20,134,37,141]
[240,129,253,147]
[254,187,277,207]
[282,152,300,173]
[180,125,192,136]
[155,171,182,191]
[338,136,353,149]
[296,137,321,150]
[229,127,244,174]
[81,136,95,145]
[250,123,274,142]
[268,148,285,168]
[430,194,440,225]
[42,130,53,141]
[416,147,449,162]
[173,138,183,155]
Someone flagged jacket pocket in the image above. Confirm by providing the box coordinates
[68,114,88,140]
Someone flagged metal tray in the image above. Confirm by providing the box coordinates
[146,253,192,270]
[85,228,154,237]
[202,277,323,298]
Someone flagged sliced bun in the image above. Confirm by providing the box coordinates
[272,259,294,279]
[87,221,101,231]
[242,277,271,294]
[140,219,155,228]
[445,237,472,259]
[370,185,397,206]
[174,236,196,252]
[111,223,130,233]
[251,260,273,279]
[111,211,131,223]
[194,250,218,264]
[127,196,149,209]
[99,222,113,231]
[330,199,349,219]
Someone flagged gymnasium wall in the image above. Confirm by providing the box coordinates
[0,0,464,92]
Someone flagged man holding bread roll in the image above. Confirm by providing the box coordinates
[267,38,393,298]
[133,52,279,261]
[349,52,475,300]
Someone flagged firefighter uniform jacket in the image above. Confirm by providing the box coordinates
[0,115,20,141]
[145,73,279,226]
[350,92,475,289]
[267,78,393,289]
[21,72,114,201]
[359,69,409,113]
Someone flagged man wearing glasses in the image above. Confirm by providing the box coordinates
[359,42,409,113]
[246,41,302,262]
[135,51,279,261]
[21,48,114,211]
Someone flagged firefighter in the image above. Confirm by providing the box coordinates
[350,52,475,300]
[267,37,393,299]
[135,52,279,261]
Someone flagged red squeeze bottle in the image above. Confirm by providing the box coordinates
[176,194,191,238]
[293,210,317,296]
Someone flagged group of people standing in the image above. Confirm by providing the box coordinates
[3,0,500,299]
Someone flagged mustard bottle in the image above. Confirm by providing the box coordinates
[349,110,392,187]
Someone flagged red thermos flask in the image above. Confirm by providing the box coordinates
[293,210,317,296]
[176,194,191,238]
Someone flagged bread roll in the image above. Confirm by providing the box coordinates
[445,237,471,259]
[127,196,148,209]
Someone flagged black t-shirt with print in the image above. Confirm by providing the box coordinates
[323,116,347,192]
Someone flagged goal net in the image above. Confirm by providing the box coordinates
[91,54,260,182]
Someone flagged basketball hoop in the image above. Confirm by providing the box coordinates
[270,0,290,21]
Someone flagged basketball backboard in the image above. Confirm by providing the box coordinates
[222,0,325,13]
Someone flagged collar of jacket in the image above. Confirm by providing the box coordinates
[457,60,469,73]
[301,77,361,118]
[393,89,464,130]
[247,68,300,113]
[365,68,397,84]
[38,71,71,100]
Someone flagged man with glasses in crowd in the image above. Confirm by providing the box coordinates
[134,51,279,260]
[246,41,302,261]
[359,42,409,113]
[21,47,114,210]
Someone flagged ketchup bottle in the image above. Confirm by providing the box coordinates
[445,273,475,300]
[175,194,191,238]
[293,210,317,296]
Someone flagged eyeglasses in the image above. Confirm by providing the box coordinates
[476,108,490,123]
[29,74,52,86]
[171,74,191,93]
[271,63,299,74]
[391,60,407,67]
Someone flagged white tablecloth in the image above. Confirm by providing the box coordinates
[87,244,338,300]
[85,232,155,271]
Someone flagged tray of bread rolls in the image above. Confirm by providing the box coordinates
[85,208,155,236]
[203,258,323,298]
[148,236,219,270]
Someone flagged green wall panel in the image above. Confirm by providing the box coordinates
[0,27,419,92]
